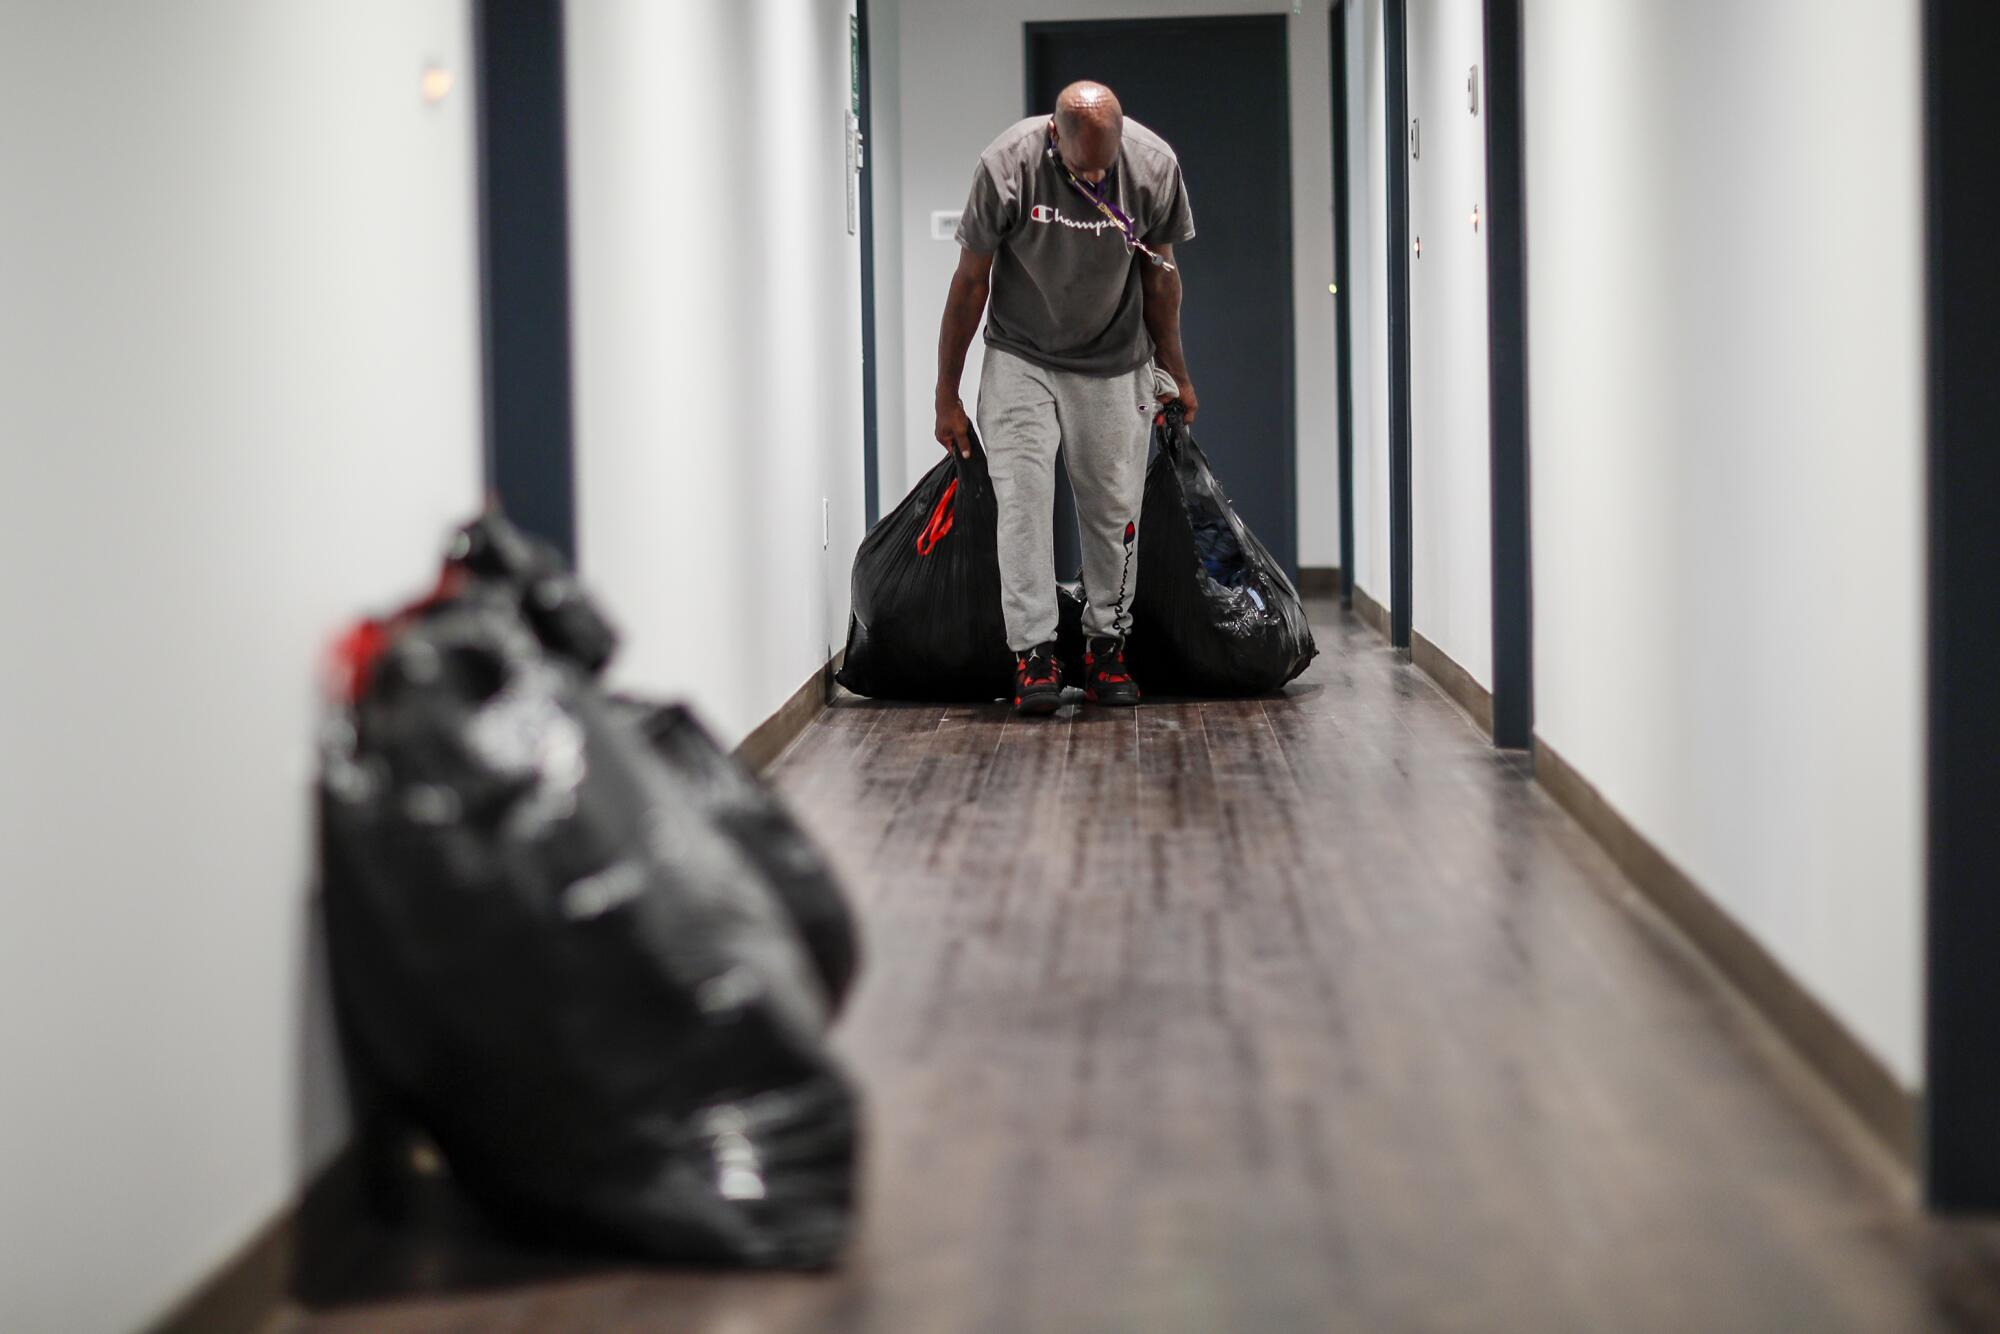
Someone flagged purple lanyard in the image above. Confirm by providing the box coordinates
[1047,128,1177,271]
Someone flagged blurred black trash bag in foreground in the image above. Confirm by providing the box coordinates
[318,512,861,1268]
[619,699,860,1012]
[1127,404,1317,695]
[445,515,859,1011]
[837,431,1012,702]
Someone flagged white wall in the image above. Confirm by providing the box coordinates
[567,0,868,746]
[1524,0,1926,1084]
[868,0,908,520]
[0,4,485,1330]
[885,0,1342,570]
[1407,0,1492,683]
[1346,0,1393,603]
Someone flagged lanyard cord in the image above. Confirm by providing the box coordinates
[1048,128,1177,272]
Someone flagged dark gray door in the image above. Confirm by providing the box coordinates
[1026,15,1298,578]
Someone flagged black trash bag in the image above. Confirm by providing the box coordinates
[449,510,619,675]
[619,699,861,1015]
[837,434,1012,701]
[445,514,856,1007]
[319,529,860,1269]
[1127,405,1317,695]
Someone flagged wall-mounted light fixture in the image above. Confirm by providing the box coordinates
[421,63,454,106]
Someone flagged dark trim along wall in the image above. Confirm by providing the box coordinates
[475,0,579,562]
[1480,0,1532,750]
[1922,0,2000,1211]
[1382,0,1414,648]
[1330,2,1357,610]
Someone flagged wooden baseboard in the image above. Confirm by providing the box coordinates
[1335,596,1491,739]
[1411,631,1494,737]
[1297,566,1342,597]
[1335,589,1906,1167]
[734,650,841,775]
[1351,581,1392,641]
[1532,736,1920,1169]
[146,1146,363,1334]
[146,1206,292,1334]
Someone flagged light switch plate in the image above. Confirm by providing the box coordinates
[931,210,961,241]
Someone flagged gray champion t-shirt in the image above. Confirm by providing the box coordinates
[954,115,1195,378]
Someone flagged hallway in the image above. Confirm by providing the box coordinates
[11,3,2000,1329]
[289,603,2000,1333]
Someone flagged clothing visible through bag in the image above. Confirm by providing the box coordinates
[1125,404,1317,695]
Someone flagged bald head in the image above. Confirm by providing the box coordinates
[1051,80,1123,183]
[1055,81,1123,135]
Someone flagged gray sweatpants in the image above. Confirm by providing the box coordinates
[977,345,1164,651]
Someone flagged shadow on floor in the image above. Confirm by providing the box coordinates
[826,682,1326,712]
[289,1155,624,1311]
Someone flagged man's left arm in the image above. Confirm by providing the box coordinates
[1141,250,1197,424]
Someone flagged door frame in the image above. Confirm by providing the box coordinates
[1922,0,2000,1212]
[473,0,578,562]
[1022,13,1300,578]
[1384,0,1415,649]
[1481,0,1532,748]
[1330,3,1356,609]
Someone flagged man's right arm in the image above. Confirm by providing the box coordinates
[934,247,994,458]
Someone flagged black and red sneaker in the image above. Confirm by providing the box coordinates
[1013,642,1064,715]
[1083,637,1140,706]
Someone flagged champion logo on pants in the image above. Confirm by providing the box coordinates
[1108,515,1138,624]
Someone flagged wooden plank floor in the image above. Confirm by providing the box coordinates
[286,603,2000,1333]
